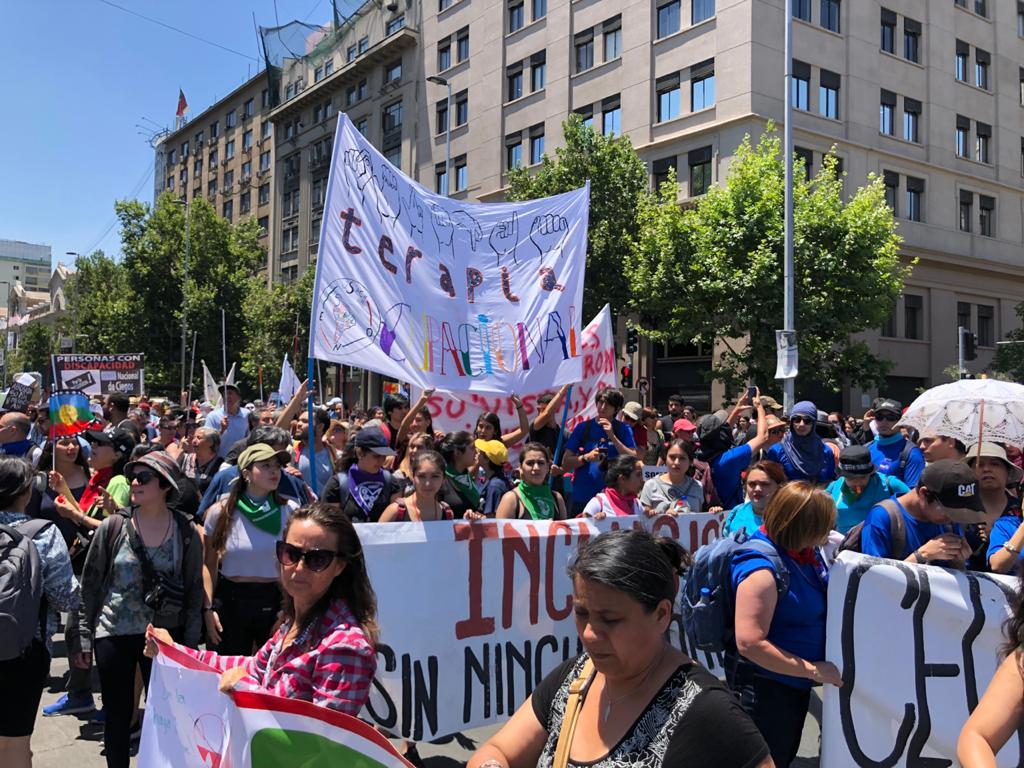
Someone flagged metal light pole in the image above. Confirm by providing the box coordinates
[0,280,9,389]
[173,199,191,404]
[782,0,796,414]
[427,75,452,195]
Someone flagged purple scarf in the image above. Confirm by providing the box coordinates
[347,466,386,520]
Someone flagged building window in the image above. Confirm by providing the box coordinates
[956,115,970,157]
[356,117,368,135]
[358,36,369,54]
[225,139,235,159]
[261,119,272,139]
[312,178,324,208]
[258,183,270,205]
[529,124,545,164]
[533,0,546,19]
[243,129,253,149]
[224,169,234,188]
[975,49,990,90]
[209,148,218,165]
[346,44,356,61]
[903,18,920,62]
[792,61,810,110]
[436,99,448,134]
[226,109,237,128]
[181,141,190,157]
[222,200,233,222]
[575,32,594,72]
[657,0,680,38]
[438,40,451,71]
[440,0,452,10]
[455,90,468,125]
[435,163,448,194]
[793,0,811,22]
[508,1,524,32]
[260,150,271,171]
[653,156,676,189]
[324,58,333,76]
[956,40,968,81]
[457,27,469,61]
[194,158,203,175]
[507,64,523,100]
[904,294,923,340]
[602,96,621,136]
[657,74,681,122]
[604,20,622,61]
[385,60,402,83]
[883,170,898,213]
[1018,2,1024,35]
[906,176,923,221]
[691,59,715,111]
[283,187,301,216]
[880,90,896,135]
[208,179,216,197]
[506,134,523,169]
[454,156,468,191]
[240,190,251,213]
[169,149,177,165]
[692,0,715,24]
[880,8,895,53]
[820,0,840,32]
[819,69,840,119]
[975,0,987,18]
[979,195,995,236]
[795,146,813,180]
[386,15,404,34]
[346,85,358,106]
[210,120,219,138]
[241,161,251,180]
[576,105,594,129]
[978,304,994,346]
[531,51,546,91]
[959,190,973,232]
[383,101,403,134]
[976,122,991,164]
[688,146,712,196]
[902,98,920,143]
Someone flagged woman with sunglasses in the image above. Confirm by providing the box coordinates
[379,450,454,522]
[145,503,378,716]
[495,442,567,520]
[765,401,837,485]
[71,452,203,768]
[203,444,299,654]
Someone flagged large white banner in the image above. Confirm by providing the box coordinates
[822,552,1020,767]
[419,304,615,444]
[310,114,590,394]
[360,513,724,741]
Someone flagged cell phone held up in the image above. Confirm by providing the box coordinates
[746,386,757,403]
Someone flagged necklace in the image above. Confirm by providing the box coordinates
[133,509,171,547]
[601,645,666,722]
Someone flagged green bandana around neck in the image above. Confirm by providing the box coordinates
[445,466,481,510]
[236,494,282,536]
[516,482,556,520]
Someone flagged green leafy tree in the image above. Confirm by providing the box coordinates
[240,266,315,386]
[625,126,909,395]
[62,250,134,355]
[506,114,648,319]
[992,301,1024,382]
[10,323,54,375]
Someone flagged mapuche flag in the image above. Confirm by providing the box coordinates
[176,88,188,117]
[49,390,99,439]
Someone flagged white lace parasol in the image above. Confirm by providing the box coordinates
[899,379,1024,448]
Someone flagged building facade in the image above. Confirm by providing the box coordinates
[155,73,277,262]
[0,239,52,297]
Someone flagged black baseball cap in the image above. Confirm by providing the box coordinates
[839,445,875,477]
[874,398,903,418]
[352,425,395,456]
[83,428,136,457]
[919,459,985,521]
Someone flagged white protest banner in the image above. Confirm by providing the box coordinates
[420,304,615,442]
[821,552,1019,767]
[643,465,667,481]
[310,114,589,394]
[360,513,724,741]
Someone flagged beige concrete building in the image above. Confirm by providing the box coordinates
[210,0,1024,410]
[155,73,277,260]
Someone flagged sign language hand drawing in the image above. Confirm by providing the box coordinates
[488,212,518,266]
[316,278,407,361]
[344,149,375,200]
[374,163,403,225]
[529,213,570,259]
[428,201,455,259]
[450,210,484,252]
[403,187,425,236]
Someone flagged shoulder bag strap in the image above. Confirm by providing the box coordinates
[552,658,596,768]
[878,498,906,557]
[123,514,159,592]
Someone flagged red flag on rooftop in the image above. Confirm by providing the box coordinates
[176,89,188,117]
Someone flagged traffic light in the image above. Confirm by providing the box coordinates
[620,364,633,388]
[626,326,639,355]
[962,327,978,361]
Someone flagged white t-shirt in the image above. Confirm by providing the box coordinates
[204,498,298,579]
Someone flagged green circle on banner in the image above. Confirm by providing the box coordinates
[251,728,388,768]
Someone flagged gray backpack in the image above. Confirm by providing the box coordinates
[0,519,51,661]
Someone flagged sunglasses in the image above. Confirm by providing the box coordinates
[769,428,788,437]
[790,416,814,425]
[275,541,341,572]
[874,414,899,422]
[129,469,157,485]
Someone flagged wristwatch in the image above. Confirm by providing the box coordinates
[913,549,926,564]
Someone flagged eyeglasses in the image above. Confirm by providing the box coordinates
[129,469,157,485]
[768,428,788,437]
[275,541,341,572]
[874,414,899,423]
[790,416,814,425]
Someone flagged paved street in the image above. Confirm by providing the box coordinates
[32,630,821,767]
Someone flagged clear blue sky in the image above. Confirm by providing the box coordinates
[0,0,353,268]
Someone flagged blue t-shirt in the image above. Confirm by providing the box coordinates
[860,497,963,562]
[986,514,1024,569]
[204,409,250,458]
[827,473,909,534]
[764,442,837,485]
[480,473,511,517]
[869,434,925,488]
[711,444,753,510]
[565,418,636,509]
[296,444,334,493]
[730,531,828,690]
[722,501,761,537]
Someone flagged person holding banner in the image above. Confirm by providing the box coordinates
[145,503,378,716]
[475,394,530,448]
[580,456,645,519]
[469,530,771,768]
[495,442,567,520]
[640,439,704,516]
[394,432,435,496]
[379,451,454,522]
[728,481,841,767]
[562,388,637,516]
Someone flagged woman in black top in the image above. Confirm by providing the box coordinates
[469,530,770,768]
[37,436,92,549]
[320,426,401,522]
[438,431,486,520]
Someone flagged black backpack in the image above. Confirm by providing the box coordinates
[839,498,906,557]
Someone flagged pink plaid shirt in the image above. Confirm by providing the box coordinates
[184,598,376,715]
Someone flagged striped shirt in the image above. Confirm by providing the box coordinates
[182,597,376,715]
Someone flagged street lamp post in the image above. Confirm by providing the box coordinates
[0,280,9,389]
[172,199,191,405]
[427,75,452,196]
[781,0,796,414]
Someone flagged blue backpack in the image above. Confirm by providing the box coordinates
[682,530,790,654]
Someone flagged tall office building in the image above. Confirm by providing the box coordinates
[0,239,52,296]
